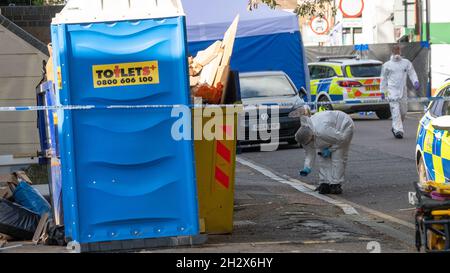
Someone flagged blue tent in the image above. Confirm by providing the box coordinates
[183,0,309,92]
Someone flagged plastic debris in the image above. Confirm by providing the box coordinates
[13,181,51,217]
[0,198,40,240]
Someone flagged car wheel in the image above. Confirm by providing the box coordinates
[318,96,333,112]
[375,109,391,120]
[417,156,428,189]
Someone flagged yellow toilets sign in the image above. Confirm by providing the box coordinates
[92,61,160,88]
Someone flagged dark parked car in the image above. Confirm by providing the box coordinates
[238,71,307,147]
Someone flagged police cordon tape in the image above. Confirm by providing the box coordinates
[2,96,450,112]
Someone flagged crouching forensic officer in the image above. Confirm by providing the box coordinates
[294,109,355,194]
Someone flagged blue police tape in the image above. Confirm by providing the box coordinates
[2,96,450,112]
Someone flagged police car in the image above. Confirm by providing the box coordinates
[308,55,391,119]
[416,81,450,186]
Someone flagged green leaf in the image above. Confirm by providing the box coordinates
[249,0,336,17]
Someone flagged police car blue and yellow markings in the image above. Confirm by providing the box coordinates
[417,115,450,183]
[316,79,333,93]
[311,68,382,98]
[416,82,450,183]
[348,79,382,98]
[92,60,160,88]
[431,129,450,183]
[312,80,380,104]
[311,79,339,96]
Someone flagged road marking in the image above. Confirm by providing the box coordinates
[399,208,416,212]
[235,202,274,208]
[237,157,359,215]
[328,196,416,230]
[233,221,257,227]
[283,176,416,230]
[237,156,416,230]
[191,240,339,248]
[0,244,24,251]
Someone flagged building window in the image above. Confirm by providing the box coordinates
[343,27,363,45]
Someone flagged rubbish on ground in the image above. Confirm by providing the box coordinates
[13,181,51,216]
[0,226,13,248]
[44,224,65,246]
[1,174,18,199]
[0,233,12,241]
[0,174,15,185]
[12,171,33,185]
[0,233,13,248]
[0,186,12,200]
[189,15,239,104]
[3,171,34,195]
[32,213,49,245]
[0,198,40,241]
[0,168,58,246]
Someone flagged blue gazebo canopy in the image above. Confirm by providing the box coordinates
[184,0,300,42]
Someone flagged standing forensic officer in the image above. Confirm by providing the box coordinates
[381,44,420,139]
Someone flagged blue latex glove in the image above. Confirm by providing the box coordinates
[319,148,332,158]
[414,81,420,91]
[299,167,312,177]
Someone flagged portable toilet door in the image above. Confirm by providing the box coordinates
[50,0,199,247]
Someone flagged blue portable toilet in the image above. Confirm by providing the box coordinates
[50,0,199,250]
[184,0,310,93]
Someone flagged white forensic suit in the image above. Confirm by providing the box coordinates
[380,56,419,134]
[297,111,354,185]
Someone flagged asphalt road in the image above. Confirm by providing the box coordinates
[240,112,423,223]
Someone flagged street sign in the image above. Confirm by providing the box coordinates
[310,16,329,35]
[343,18,363,28]
[339,0,364,18]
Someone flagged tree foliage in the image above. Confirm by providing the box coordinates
[248,0,337,17]
[32,0,44,6]
[32,0,65,5]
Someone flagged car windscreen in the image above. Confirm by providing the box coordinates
[349,64,382,77]
[240,75,297,99]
